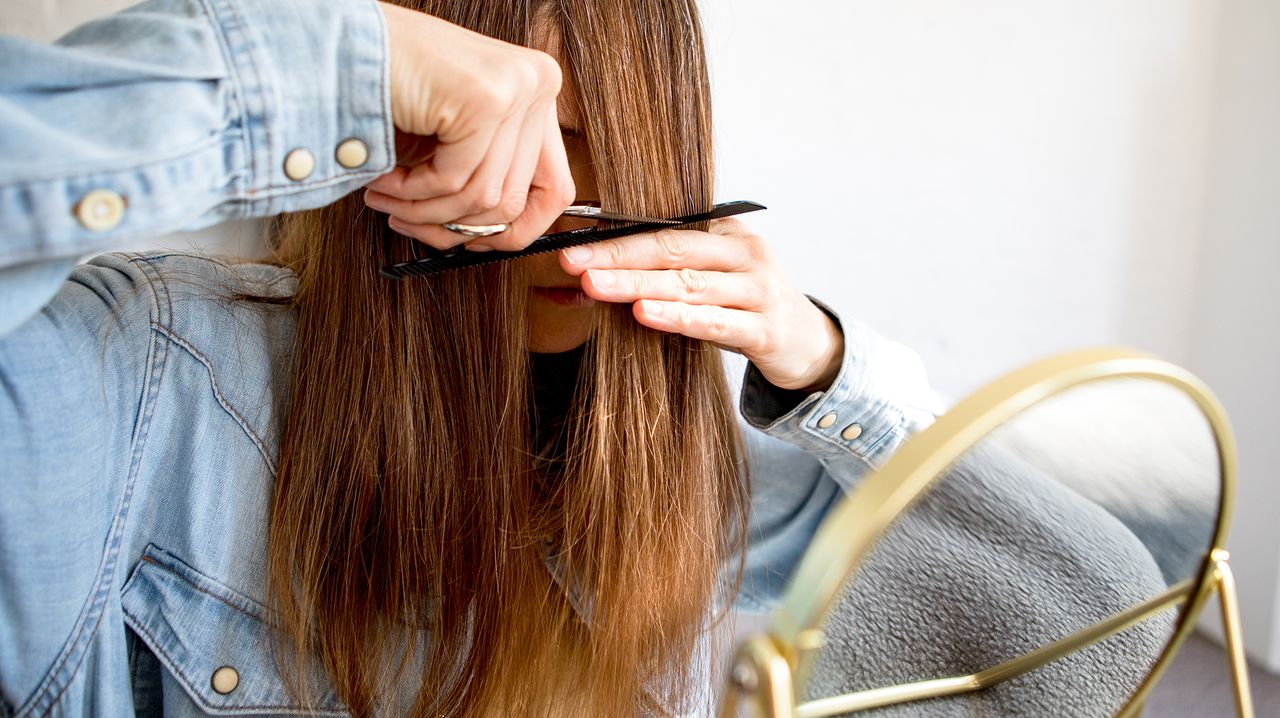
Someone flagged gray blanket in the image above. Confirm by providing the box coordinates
[804,442,1176,717]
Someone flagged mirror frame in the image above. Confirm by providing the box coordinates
[720,348,1253,718]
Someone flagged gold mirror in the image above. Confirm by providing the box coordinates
[721,349,1254,718]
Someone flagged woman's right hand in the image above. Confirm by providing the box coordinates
[362,2,575,251]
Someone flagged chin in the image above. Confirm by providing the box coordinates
[528,311,595,353]
[528,328,593,354]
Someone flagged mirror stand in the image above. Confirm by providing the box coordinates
[720,551,1256,718]
[1211,550,1255,718]
[719,350,1260,718]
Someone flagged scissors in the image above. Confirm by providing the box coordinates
[379,200,766,279]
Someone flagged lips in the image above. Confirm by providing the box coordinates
[530,286,595,307]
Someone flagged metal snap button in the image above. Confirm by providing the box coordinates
[74,188,125,232]
[841,423,863,441]
[283,148,316,181]
[335,138,369,169]
[210,665,239,694]
[817,412,838,429]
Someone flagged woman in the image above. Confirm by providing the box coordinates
[262,2,898,715]
[0,1,1169,717]
[0,0,940,715]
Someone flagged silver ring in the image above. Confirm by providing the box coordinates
[443,221,509,238]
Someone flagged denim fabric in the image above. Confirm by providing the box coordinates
[0,0,394,337]
[735,299,945,613]
[0,250,947,717]
[0,250,944,717]
[0,0,945,715]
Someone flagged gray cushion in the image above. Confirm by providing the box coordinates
[805,443,1175,717]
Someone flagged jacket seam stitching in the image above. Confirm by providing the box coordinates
[134,554,267,624]
[195,0,257,208]
[0,134,228,191]
[19,256,171,717]
[120,618,344,715]
[149,323,279,477]
[219,0,271,199]
[375,0,394,181]
[122,551,348,714]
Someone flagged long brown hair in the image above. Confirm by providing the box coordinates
[264,0,746,714]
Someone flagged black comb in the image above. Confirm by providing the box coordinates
[379,200,766,279]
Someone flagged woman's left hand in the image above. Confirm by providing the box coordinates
[558,218,845,393]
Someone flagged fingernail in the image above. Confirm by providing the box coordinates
[465,242,495,252]
[564,246,593,264]
[641,300,663,317]
[588,269,615,287]
[363,190,388,210]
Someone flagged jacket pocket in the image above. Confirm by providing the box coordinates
[121,544,349,716]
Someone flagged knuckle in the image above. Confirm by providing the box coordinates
[528,50,563,95]
[626,271,646,294]
[512,63,542,102]
[605,242,630,267]
[672,305,691,331]
[761,281,784,307]
[469,183,504,212]
[677,268,707,298]
[437,173,469,196]
[498,193,528,220]
[473,83,514,116]
[743,233,770,262]
[654,229,689,262]
[557,177,577,207]
[708,312,730,338]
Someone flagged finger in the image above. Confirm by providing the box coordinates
[366,119,498,201]
[385,216,465,251]
[556,223,764,276]
[363,184,491,235]
[365,111,525,226]
[581,268,766,311]
[447,96,550,227]
[632,300,769,354]
[382,103,572,252]
[463,102,574,251]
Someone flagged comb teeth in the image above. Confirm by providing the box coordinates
[379,200,766,280]
[378,228,611,279]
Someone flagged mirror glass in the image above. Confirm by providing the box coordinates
[799,377,1222,717]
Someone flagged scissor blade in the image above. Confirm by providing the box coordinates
[380,200,766,279]
[561,205,680,225]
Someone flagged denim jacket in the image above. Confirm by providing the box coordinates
[0,0,944,715]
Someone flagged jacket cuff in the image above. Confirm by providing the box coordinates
[739,296,945,478]
[205,0,394,216]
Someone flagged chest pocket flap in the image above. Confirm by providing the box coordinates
[121,544,348,716]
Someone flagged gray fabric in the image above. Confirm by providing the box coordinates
[805,442,1176,717]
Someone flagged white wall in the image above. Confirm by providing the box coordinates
[701,0,1280,669]
[702,0,1220,398]
[1184,0,1280,672]
[8,0,1279,670]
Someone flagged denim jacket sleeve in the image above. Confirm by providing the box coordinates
[0,0,394,337]
[0,0,388,710]
[735,298,948,612]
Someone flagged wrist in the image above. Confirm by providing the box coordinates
[794,308,845,394]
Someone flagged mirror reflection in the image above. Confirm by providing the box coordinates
[800,377,1222,716]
